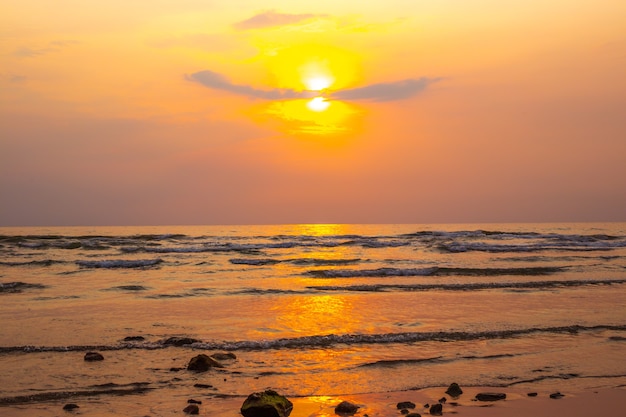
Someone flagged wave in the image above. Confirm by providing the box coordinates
[144,288,213,299]
[308,279,626,292]
[0,259,66,267]
[107,285,150,291]
[229,258,364,266]
[2,229,625,255]
[357,353,516,368]
[2,324,624,353]
[437,239,626,253]
[288,258,363,266]
[306,266,566,278]
[507,373,626,386]
[357,356,445,368]
[75,259,163,269]
[32,295,80,301]
[0,282,46,293]
[341,239,409,248]
[0,382,152,405]
[230,258,281,266]
[228,288,312,296]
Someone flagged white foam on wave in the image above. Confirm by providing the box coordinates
[75,259,163,269]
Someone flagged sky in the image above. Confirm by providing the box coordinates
[1,0,625,226]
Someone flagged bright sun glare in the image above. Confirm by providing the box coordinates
[307,96,330,112]
[305,75,333,92]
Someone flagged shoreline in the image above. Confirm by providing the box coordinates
[289,386,626,417]
[2,385,625,417]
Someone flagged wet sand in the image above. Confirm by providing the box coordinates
[2,385,625,417]
[293,387,626,417]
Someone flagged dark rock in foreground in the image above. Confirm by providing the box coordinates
[475,392,506,401]
[63,403,79,411]
[187,354,224,372]
[445,383,463,397]
[527,392,538,397]
[241,390,293,417]
[397,401,416,409]
[183,404,200,414]
[123,336,145,341]
[406,413,422,417]
[188,399,202,404]
[84,352,104,361]
[429,403,443,415]
[550,392,565,399]
[335,401,359,415]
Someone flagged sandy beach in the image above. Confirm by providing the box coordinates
[2,385,625,417]
[301,386,626,417]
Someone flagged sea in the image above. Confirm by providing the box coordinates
[1,223,625,415]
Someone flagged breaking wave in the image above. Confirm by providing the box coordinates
[75,259,163,269]
[0,282,46,293]
[306,266,566,278]
[3,324,624,353]
[308,279,626,292]
[229,258,363,266]
[0,259,66,267]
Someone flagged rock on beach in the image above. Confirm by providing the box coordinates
[397,401,416,410]
[445,383,463,398]
[335,400,360,415]
[241,390,293,417]
[83,352,104,361]
[187,354,224,372]
[429,403,443,416]
[475,392,507,401]
[183,404,200,414]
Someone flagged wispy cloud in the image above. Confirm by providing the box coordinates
[187,70,312,100]
[188,70,439,102]
[329,78,441,102]
[13,40,79,58]
[233,10,328,31]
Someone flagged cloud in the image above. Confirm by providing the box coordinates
[233,10,328,31]
[188,70,439,102]
[10,75,27,83]
[13,40,79,58]
[188,70,312,100]
[330,78,441,102]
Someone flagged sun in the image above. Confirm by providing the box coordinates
[305,75,333,92]
[307,96,330,112]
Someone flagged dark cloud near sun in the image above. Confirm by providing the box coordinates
[233,10,328,30]
[188,70,311,100]
[188,70,439,102]
[329,78,441,102]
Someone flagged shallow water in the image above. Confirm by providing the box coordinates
[1,223,625,413]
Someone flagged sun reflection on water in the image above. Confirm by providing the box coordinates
[263,98,356,136]
[272,294,356,336]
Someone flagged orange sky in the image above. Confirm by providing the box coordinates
[1,1,625,225]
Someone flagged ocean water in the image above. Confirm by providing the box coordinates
[1,223,625,414]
